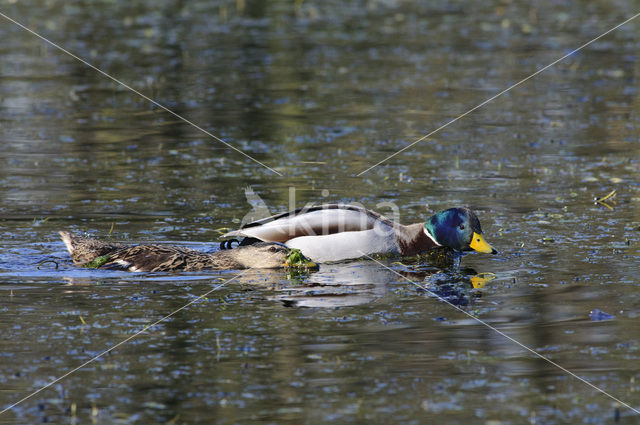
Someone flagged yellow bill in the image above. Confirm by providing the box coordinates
[469,232,497,254]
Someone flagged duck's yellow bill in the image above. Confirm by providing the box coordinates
[469,232,497,254]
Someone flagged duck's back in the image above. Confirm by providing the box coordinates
[103,245,229,272]
[223,204,398,242]
[223,204,402,262]
[60,231,236,272]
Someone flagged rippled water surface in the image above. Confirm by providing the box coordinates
[1,0,640,423]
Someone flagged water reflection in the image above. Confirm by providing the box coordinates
[271,261,392,308]
[271,260,493,308]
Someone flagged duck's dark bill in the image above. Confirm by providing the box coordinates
[469,232,498,254]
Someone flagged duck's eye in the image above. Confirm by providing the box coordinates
[268,246,277,252]
[459,224,465,230]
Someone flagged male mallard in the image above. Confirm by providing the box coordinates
[223,204,497,263]
[59,231,289,272]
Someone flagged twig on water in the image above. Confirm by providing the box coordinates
[594,189,616,210]
[36,260,59,270]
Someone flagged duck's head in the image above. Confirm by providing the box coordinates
[424,208,497,254]
[233,242,290,268]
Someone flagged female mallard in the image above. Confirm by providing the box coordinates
[223,204,497,263]
[59,231,289,272]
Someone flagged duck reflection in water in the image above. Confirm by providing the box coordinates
[271,252,496,309]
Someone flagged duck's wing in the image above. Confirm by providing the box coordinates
[222,204,398,243]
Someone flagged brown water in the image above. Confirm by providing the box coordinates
[1,0,640,423]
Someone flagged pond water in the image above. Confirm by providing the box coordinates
[1,0,640,423]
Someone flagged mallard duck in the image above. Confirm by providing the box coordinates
[59,231,289,272]
[223,204,497,263]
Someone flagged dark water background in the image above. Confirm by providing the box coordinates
[1,0,640,423]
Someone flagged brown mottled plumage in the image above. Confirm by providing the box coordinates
[59,231,288,272]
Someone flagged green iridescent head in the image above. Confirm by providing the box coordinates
[424,207,497,254]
